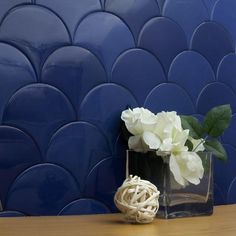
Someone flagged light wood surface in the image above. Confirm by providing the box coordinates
[0,205,236,236]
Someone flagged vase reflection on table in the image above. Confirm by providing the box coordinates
[127,150,213,219]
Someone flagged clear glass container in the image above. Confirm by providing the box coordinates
[126,150,213,219]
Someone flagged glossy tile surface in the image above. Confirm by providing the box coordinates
[58,198,110,215]
[0,0,235,216]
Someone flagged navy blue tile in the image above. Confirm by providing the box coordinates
[42,46,107,109]
[0,126,41,207]
[0,5,70,75]
[100,0,105,8]
[0,42,36,121]
[144,83,195,114]
[78,83,138,147]
[113,133,127,158]
[105,0,160,42]
[111,48,166,105]
[0,211,25,217]
[217,53,236,93]
[191,22,234,73]
[74,12,135,73]
[46,121,111,191]
[0,0,235,215]
[227,177,236,204]
[222,114,236,149]
[214,183,226,205]
[163,0,209,44]
[168,51,215,103]
[0,1,31,23]
[3,84,76,155]
[156,0,165,11]
[36,0,102,37]
[202,0,218,14]
[6,163,80,216]
[84,157,126,212]
[214,144,236,203]
[197,82,236,114]
[212,0,236,43]
[138,17,187,73]
[58,198,110,215]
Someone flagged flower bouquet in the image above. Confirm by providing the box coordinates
[121,105,232,218]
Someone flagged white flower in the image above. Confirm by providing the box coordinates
[121,108,206,186]
[154,111,182,139]
[159,128,189,153]
[128,131,161,153]
[169,152,204,186]
[154,111,189,153]
[121,108,161,152]
[189,137,205,152]
[121,108,157,135]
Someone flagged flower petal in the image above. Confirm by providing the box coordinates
[184,153,204,184]
[142,131,161,149]
[177,152,204,185]
[121,107,157,135]
[160,138,173,152]
[169,154,186,186]
[128,135,148,153]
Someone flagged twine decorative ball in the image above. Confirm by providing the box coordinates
[114,175,160,224]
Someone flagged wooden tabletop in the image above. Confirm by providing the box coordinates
[0,205,236,236]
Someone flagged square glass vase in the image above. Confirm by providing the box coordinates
[126,150,213,219]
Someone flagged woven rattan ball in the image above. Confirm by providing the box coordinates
[114,175,160,224]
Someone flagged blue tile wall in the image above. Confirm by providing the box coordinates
[0,0,236,216]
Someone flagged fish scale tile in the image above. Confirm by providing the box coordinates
[163,0,209,45]
[0,0,235,216]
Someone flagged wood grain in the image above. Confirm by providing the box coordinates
[0,205,236,236]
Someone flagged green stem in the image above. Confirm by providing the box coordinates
[192,136,208,152]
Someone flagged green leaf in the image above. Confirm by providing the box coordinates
[185,139,193,151]
[180,115,203,139]
[203,104,232,138]
[204,139,227,161]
